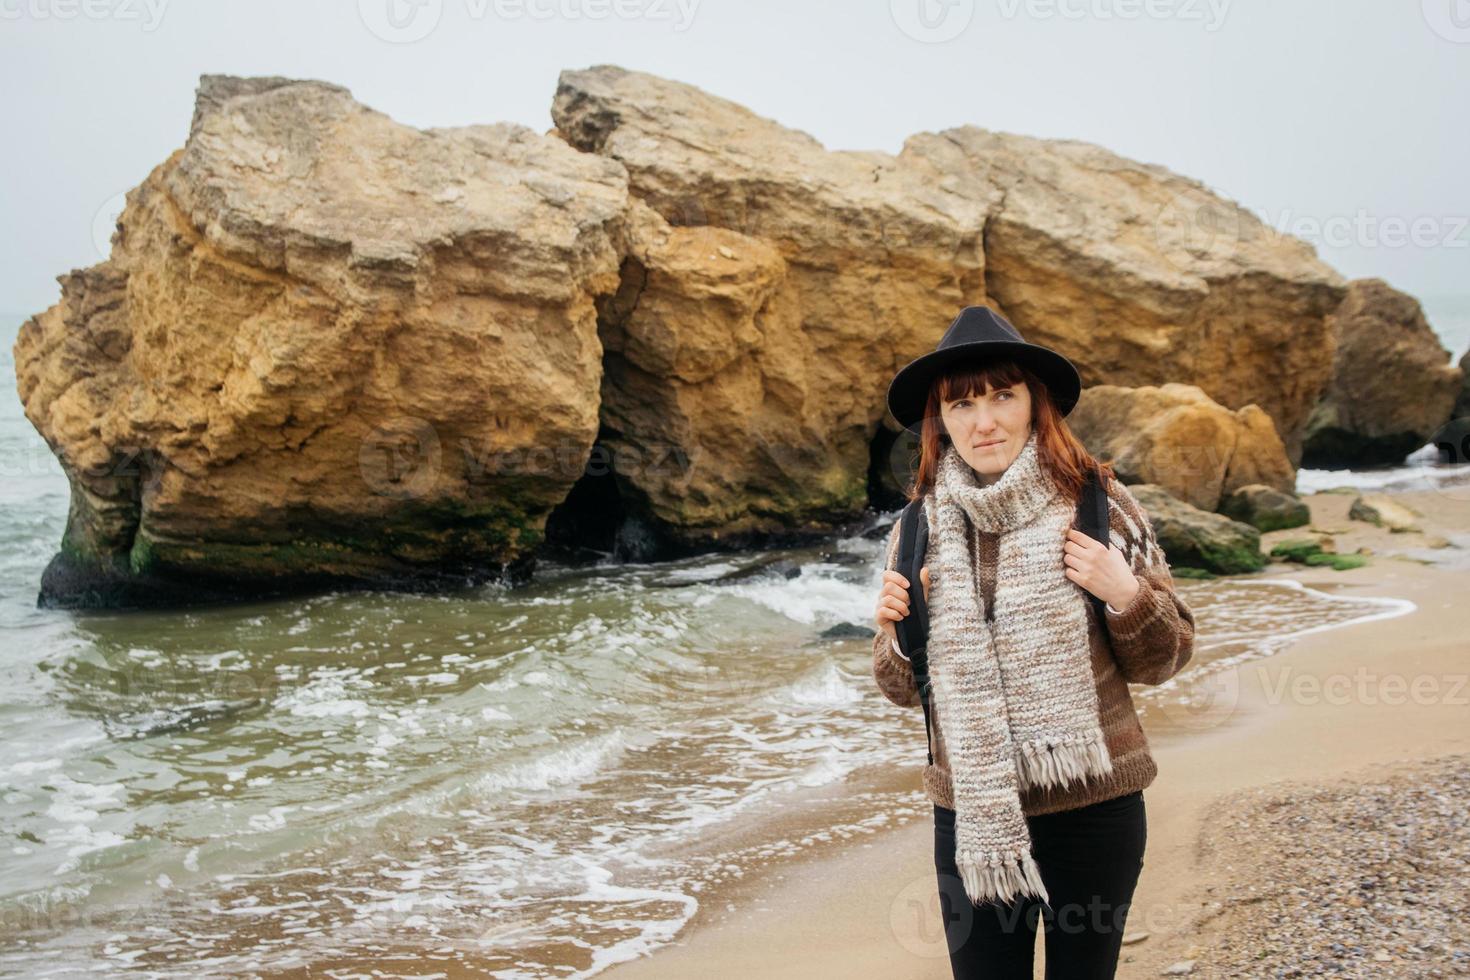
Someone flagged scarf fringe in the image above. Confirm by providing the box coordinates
[955,844,1051,907]
[1015,732,1114,792]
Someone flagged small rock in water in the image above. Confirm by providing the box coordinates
[818,622,873,640]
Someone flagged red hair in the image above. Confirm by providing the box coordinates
[901,357,1115,505]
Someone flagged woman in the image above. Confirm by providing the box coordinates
[871,306,1197,980]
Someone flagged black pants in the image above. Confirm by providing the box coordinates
[933,791,1146,979]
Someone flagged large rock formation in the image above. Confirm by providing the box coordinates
[1067,383,1296,512]
[596,200,842,544]
[14,75,628,606]
[554,69,995,545]
[14,66,1361,607]
[1301,278,1464,468]
[894,127,1347,468]
[553,66,1346,488]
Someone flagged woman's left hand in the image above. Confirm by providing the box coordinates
[1063,528,1141,610]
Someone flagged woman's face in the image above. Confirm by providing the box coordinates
[940,380,1033,485]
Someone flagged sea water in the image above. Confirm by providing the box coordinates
[0,309,1458,978]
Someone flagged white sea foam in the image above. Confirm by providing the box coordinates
[467,730,631,796]
[1296,442,1470,495]
[556,863,698,980]
[775,662,865,707]
[706,563,875,629]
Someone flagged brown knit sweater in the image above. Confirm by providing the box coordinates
[872,475,1197,816]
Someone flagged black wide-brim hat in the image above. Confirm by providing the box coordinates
[886,306,1082,434]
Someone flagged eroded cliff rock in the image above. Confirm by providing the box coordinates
[898,126,1347,467]
[15,75,628,606]
[555,66,995,543]
[1301,278,1464,468]
[554,64,1347,478]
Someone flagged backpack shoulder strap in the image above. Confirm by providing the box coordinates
[1075,465,1111,622]
[892,497,935,767]
[893,498,929,662]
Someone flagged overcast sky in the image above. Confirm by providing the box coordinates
[2,0,1466,317]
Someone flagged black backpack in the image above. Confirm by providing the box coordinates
[891,466,1111,766]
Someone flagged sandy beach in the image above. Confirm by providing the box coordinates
[601,483,1470,979]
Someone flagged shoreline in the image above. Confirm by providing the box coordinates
[596,486,1470,979]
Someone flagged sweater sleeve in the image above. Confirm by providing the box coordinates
[871,519,921,708]
[1101,480,1198,686]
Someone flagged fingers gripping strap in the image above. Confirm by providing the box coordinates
[1076,466,1110,622]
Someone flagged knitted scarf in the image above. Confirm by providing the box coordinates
[926,429,1113,908]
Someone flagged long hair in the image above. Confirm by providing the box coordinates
[902,356,1115,505]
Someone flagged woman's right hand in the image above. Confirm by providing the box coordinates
[874,566,930,645]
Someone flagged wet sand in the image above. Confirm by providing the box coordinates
[598,484,1470,979]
